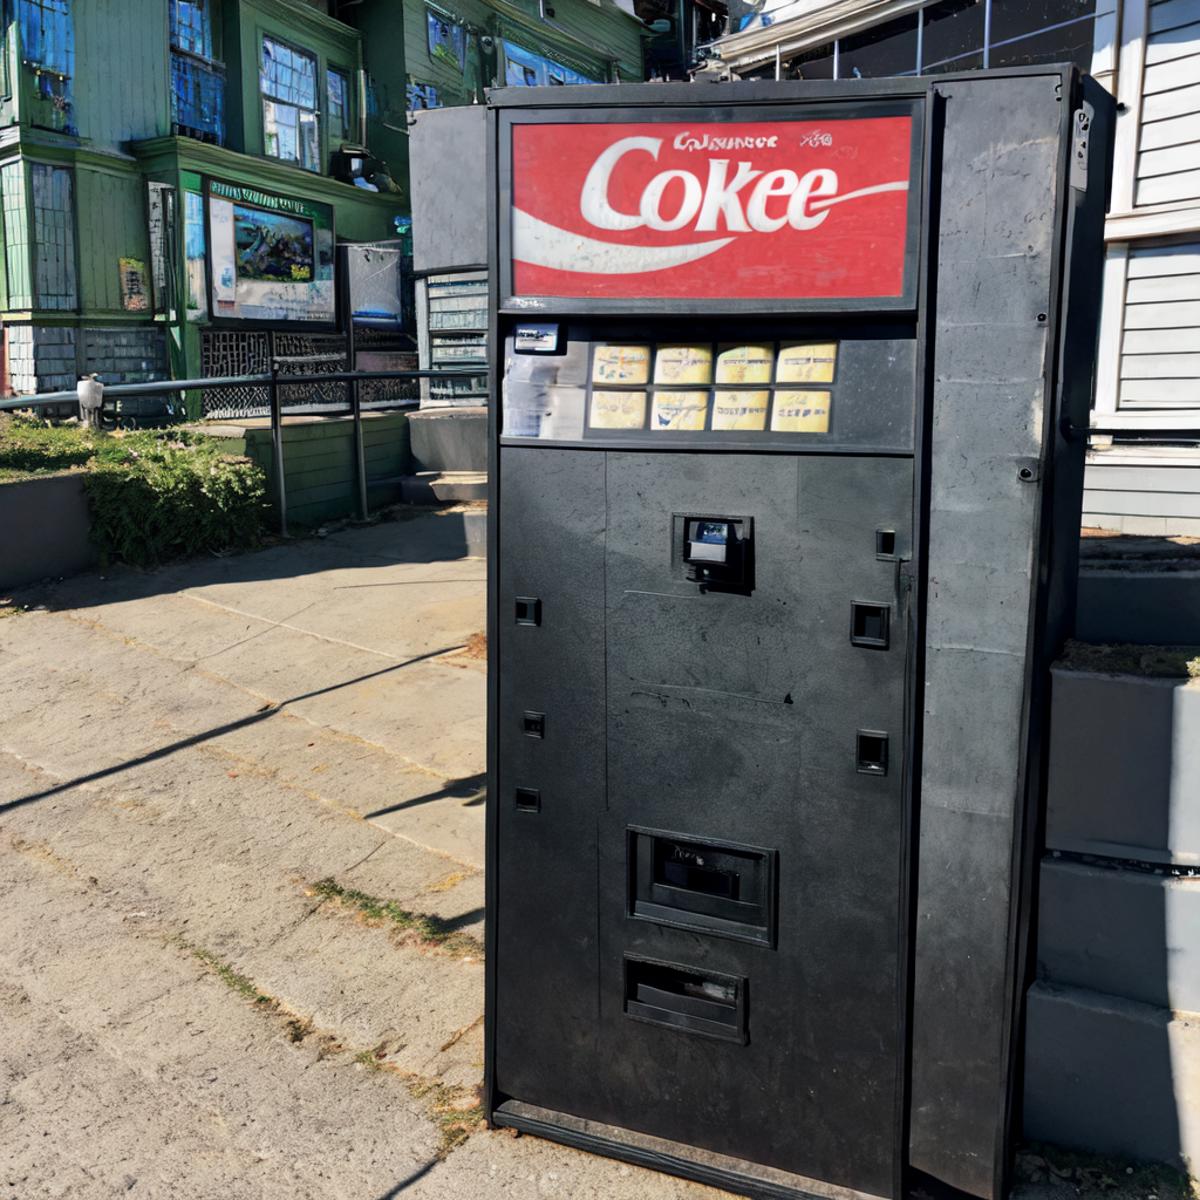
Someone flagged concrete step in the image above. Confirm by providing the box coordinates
[408,406,487,473]
[1046,663,1200,865]
[1038,858,1200,1012]
[400,471,488,504]
[1077,533,1200,645]
[1023,981,1200,1171]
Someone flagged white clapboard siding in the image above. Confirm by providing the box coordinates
[1137,0,1200,203]
[1127,243,1200,276]
[1119,378,1200,403]
[1145,18,1200,63]
[1127,272,1200,300]
[1140,142,1200,176]
[1141,111,1200,151]
[1119,241,1200,412]
[1150,0,1200,35]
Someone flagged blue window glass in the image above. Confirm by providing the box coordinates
[169,0,212,59]
[261,37,319,171]
[426,9,467,72]
[18,0,73,77]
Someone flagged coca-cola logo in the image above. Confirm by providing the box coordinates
[510,116,914,300]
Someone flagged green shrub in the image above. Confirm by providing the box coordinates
[1,416,268,567]
[0,414,96,480]
[84,432,267,567]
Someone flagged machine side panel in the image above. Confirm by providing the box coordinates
[493,447,607,1114]
[909,73,1067,1198]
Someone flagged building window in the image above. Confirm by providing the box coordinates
[18,0,73,77]
[2,161,32,311]
[169,0,212,59]
[787,0,1096,81]
[169,0,224,143]
[327,67,351,144]
[261,37,319,172]
[30,163,76,311]
[427,8,467,72]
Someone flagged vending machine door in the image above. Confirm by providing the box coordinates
[492,320,918,1198]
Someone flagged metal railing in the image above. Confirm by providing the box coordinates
[0,360,485,538]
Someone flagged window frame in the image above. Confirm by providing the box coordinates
[259,33,321,173]
[326,65,353,147]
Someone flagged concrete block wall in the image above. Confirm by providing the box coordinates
[7,324,78,394]
[1025,662,1200,1175]
[5,324,164,399]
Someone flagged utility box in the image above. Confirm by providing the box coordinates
[484,71,1113,1200]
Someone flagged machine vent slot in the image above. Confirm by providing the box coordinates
[628,829,775,946]
[624,957,747,1043]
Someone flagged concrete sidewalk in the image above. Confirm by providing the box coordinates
[0,508,723,1200]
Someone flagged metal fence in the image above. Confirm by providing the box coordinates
[0,359,484,538]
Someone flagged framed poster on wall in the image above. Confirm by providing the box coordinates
[206,179,335,325]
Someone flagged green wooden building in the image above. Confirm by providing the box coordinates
[0,0,645,410]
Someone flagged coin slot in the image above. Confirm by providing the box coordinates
[876,529,896,559]
[522,711,545,739]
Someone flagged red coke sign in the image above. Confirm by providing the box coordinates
[510,114,917,302]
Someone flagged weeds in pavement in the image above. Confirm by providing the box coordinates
[356,1048,483,1156]
[182,940,274,1007]
[180,939,482,1157]
[309,877,483,960]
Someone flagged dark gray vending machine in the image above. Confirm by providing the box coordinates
[485,70,1112,1200]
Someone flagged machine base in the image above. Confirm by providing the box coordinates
[490,1099,891,1200]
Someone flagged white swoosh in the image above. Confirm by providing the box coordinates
[809,180,909,211]
[513,209,733,275]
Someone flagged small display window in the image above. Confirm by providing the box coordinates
[771,390,832,433]
[712,391,770,431]
[589,390,647,429]
[577,340,839,439]
[715,344,774,385]
[777,342,838,384]
[653,345,713,386]
[592,344,651,385]
[651,391,709,431]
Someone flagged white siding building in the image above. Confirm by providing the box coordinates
[714,0,1200,534]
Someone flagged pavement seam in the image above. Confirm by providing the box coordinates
[180,589,464,665]
[17,607,468,786]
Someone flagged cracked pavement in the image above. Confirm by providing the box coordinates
[0,511,725,1200]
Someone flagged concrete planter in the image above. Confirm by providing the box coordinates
[0,472,97,591]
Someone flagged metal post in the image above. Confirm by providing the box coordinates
[267,331,287,538]
[343,245,369,522]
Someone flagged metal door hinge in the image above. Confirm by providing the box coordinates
[1071,103,1093,192]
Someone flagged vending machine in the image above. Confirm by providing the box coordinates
[484,70,1112,1200]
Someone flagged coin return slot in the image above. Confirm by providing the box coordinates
[515,787,541,812]
[624,957,747,1043]
[515,596,541,626]
[628,829,775,946]
[851,602,891,649]
[522,711,545,739]
[876,529,896,558]
[857,731,889,776]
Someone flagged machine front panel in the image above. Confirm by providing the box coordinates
[495,345,915,1193]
